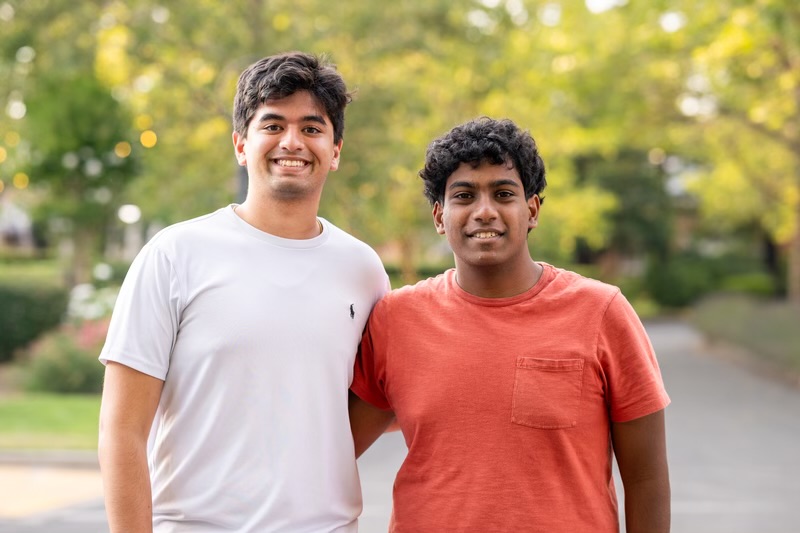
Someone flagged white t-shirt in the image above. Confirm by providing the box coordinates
[100,205,389,532]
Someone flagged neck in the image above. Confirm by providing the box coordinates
[234,198,322,239]
[454,258,542,298]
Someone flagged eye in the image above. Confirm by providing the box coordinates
[452,191,473,200]
[496,190,515,198]
[263,124,281,132]
[303,126,322,134]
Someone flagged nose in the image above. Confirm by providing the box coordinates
[473,196,498,222]
[279,127,303,152]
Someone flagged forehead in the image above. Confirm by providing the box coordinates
[251,90,330,124]
[446,160,522,188]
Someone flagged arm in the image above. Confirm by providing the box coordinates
[98,361,164,533]
[349,391,396,458]
[611,409,671,533]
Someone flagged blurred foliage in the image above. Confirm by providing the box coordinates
[24,72,139,284]
[1,0,142,284]
[0,282,68,362]
[719,272,776,297]
[20,318,108,393]
[0,0,798,299]
[645,252,718,308]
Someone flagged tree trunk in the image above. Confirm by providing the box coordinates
[788,203,800,304]
[69,226,97,286]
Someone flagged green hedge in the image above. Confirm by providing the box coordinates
[0,284,68,363]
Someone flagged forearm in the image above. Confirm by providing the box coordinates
[623,477,671,533]
[349,391,396,457]
[612,409,671,533]
[99,431,154,533]
[98,362,163,533]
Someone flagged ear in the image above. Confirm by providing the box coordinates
[232,131,247,167]
[432,201,446,235]
[329,139,343,171]
[528,194,541,231]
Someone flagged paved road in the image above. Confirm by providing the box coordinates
[0,434,406,533]
[652,322,800,533]
[2,321,799,532]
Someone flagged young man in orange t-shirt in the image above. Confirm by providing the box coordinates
[349,117,670,533]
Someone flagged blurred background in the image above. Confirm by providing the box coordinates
[0,0,798,524]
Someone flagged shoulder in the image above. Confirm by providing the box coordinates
[379,272,447,310]
[322,219,385,268]
[546,266,644,333]
[147,208,229,250]
[544,263,621,304]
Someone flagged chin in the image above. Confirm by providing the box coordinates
[271,182,315,200]
[461,254,505,269]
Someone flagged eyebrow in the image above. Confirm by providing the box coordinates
[255,113,327,126]
[447,179,521,190]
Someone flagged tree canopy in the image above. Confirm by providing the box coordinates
[1,0,797,300]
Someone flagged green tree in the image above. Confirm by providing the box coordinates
[686,0,800,302]
[24,72,138,284]
[1,0,141,283]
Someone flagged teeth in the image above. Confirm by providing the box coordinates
[276,159,306,167]
[474,232,499,239]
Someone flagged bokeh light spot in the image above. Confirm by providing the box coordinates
[273,13,291,31]
[15,45,35,63]
[114,141,132,158]
[648,148,666,165]
[118,204,142,224]
[135,114,153,130]
[5,131,20,146]
[13,172,29,189]
[140,130,158,148]
[93,262,114,281]
[6,100,26,120]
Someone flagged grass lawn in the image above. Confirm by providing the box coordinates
[0,259,64,288]
[0,393,100,450]
[687,293,800,374]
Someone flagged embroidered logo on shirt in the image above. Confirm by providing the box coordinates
[350,304,355,319]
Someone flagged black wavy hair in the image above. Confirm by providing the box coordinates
[232,51,352,143]
[419,117,546,205]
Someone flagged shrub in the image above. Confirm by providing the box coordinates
[719,272,776,297]
[21,319,108,394]
[0,284,69,363]
[644,254,718,308]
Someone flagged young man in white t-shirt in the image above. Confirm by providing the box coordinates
[98,52,388,533]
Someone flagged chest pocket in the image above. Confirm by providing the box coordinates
[511,357,584,429]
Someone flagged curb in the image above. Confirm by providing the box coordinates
[0,449,98,469]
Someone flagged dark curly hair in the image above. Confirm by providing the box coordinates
[419,117,546,206]
[233,51,352,143]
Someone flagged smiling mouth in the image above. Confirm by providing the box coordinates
[274,159,309,168]
[471,231,501,239]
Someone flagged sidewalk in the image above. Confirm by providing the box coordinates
[0,450,103,519]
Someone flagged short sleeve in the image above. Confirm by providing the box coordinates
[598,291,670,423]
[351,298,392,410]
[98,242,181,380]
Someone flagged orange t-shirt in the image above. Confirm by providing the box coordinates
[351,264,670,533]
